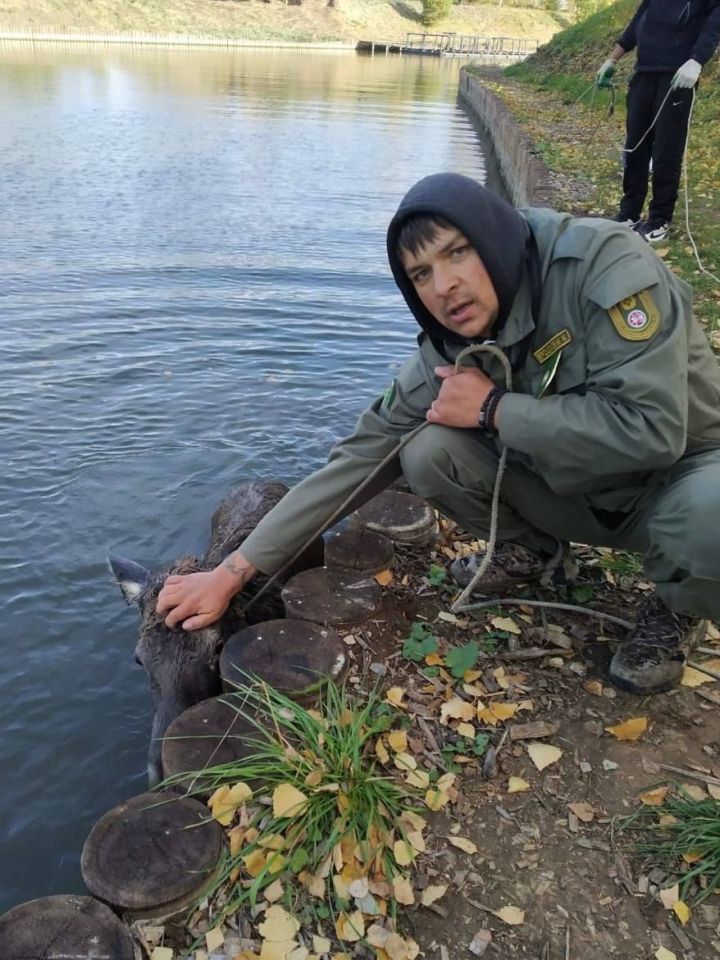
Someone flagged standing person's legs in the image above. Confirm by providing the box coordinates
[620,72,658,221]
[647,76,694,225]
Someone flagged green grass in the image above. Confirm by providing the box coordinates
[618,791,720,904]
[163,679,420,923]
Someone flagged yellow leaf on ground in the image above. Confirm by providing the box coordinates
[421,884,448,906]
[374,569,393,586]
[568,802,595,823]
[264,879,285,903]
[385,933,417,960]
[313,937,331,955]
[393,839,415,866]
[605,716,648,741]
[655,949,677,960]
[400,810,427,833]
[508,777,530,794]
[681,783,708,802]
[392,875,415,905]
[406,768,430,790]
[583,680,604,696]
[682,851,703,863]
[638,786,670,806]
[491,616,522,634]
[259,940,297,960]
[457,722,476,739]
[527,743,563,771]
[673,900,691,925]
[407,830,426,853]
[441,698,476,724]
[387,730,408,752]
[681,664,717,687]
[375,738,389,764]
[150,949,173,960]
[659,883,679,909]
[495,905,525,925]
[273,783,309,819]
[335,910,365,943]
[448,836,478,854]
[425,787,450,811]
[258,906,301,941]
[243,849,267,877]
[477,702,519,725]
[385,687,406,709]
[205,928,224,952]
[393,752,417,772]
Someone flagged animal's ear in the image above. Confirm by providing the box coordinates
[108,554,152,605]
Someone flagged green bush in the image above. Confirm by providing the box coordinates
[422,0,452,27]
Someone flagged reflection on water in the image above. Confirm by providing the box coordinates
[0,43,496,910]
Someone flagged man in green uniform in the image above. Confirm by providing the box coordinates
[157,173,720,695]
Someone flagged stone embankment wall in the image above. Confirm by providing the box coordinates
[459,68,556,208]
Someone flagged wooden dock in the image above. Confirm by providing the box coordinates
[357,32,538,60]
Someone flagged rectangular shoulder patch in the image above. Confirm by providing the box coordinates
[382,380,397,410]
[533,328,573,365]
[608,289,660,341]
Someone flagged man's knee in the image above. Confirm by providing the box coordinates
[399,424,497,499]
[649,466,720,580]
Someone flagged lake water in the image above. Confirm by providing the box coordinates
[0,42,496,911]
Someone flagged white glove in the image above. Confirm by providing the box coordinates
[672,58,701,89]
[597,57,617,80]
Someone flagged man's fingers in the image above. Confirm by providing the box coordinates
[434,365,458,379]
[164,599,196,629]
[182,615,210,631]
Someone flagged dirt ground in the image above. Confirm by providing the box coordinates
[333,533,720,960]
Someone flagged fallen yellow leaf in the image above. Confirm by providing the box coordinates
[258,905,301,941]
[387,730,408,752]
[495,905,525,925]
[441,698,476,724]
[420,884,448,906]
[406,768,430,790]
[655,949,677,960]
[375,738,389,764]
[682,851,703,863]
[313,936,332,954]
[374,569,393,586]
[264,879,285,903]
[424,787,449,811]
[508,776,530,794]
[638,786,670,806]
[447,836,478,854]
[568,801,595,823]
[605,716,648,741]
[659,883,679,909]
[392,875,415,905]
[583,680,604,696]
[457,721,476,739]
[206,928,224,952]
[335,910,365,942]
[491,616,522,634]
[259,940,297,960]
[243,849,268,878]
[425,652,445,666]
[273,783,309,819]
[527,743,563,771]
[681,665,717,687]
[672,900,691,925]
[385,687,406,709]
[394,839,415,866]
[150,949,173,960]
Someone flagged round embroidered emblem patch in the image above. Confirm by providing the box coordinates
[627,309,648,329]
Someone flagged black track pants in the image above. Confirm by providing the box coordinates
[619,71,694,224]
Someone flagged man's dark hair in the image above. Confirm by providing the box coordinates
[395,213,455,259]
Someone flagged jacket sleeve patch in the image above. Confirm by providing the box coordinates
[608,289,660,341]
[382,380,397,411]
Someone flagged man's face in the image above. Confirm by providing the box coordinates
[400,226,499,339]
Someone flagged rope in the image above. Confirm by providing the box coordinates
[449,343,513,614]
[681,88,720,284]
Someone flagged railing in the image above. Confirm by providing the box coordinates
[404,32,538,57]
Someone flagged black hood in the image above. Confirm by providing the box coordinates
[386,173,532,345]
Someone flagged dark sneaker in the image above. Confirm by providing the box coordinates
[638,219,671,243]
[609,595,706,694]
[449,539,578,595]
[612,214,641,229]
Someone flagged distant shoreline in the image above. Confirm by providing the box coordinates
[0,27,357,50]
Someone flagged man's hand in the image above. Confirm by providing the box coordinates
[672,59,701,89]
[427,365,495,428]
[597,57,618,82]
[156,556,254,630]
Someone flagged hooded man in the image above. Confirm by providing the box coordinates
[157,173,720,696]
[597,0,720,243]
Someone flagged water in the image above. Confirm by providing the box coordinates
[0,42,497,911]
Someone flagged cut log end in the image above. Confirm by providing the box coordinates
[81,792,224,919]
[325,527,394,575]
[221,618,347,696]
[0,895,138,960]
[349,490,437,544]
[282,567,382,627]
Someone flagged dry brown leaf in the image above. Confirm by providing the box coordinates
[605,716,648,741]
[527,743,563,771]
[659,883,679,909]
[374,569,393,586]
[448,836,478,854]
[494,905,525,925]
[568,802,595,823]
[583,680,604,696]
[421,884,448,906]
[638,785,670,806]
[273,784,309,819]
[392,875,415,905]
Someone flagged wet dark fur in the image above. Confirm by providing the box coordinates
[119,480,324,784]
